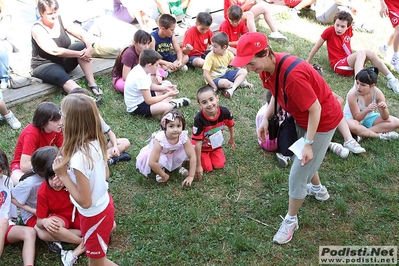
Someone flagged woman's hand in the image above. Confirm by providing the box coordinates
[79,48,92,61]
[301,144,313,166]
[258,119,269,143]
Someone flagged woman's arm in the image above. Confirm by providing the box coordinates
[63,21,93,57]
[258,95,279,142]
[301,99,321,166]
[307,38,325,63]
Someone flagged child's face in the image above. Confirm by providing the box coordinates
[197,90,219,116]
[210,42,226,55]
[48,176,64,191]
[355,80,374,95]
[161,25,176,38]
[165,118,183,140]
[196,23,210,34]
[334,19,349,36]
[146,59,161,74]
[134,40,151,54]
[44,119,63,133]
[228,18,241,27]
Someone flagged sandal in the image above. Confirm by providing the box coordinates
[88,85,103,96]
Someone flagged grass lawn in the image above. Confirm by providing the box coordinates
[1,1,398,265]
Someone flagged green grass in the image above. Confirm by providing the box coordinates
[1,1,399,265]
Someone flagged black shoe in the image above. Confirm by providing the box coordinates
[108,152,131,166]
[47,241,63,253]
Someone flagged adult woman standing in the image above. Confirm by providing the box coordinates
[31,0,102,95]
[231,32,342,244]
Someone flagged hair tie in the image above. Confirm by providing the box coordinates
[161,113,174,128]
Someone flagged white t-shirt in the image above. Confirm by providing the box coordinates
[69,140,109,217]
[0,175,17,225]
[124,64,152,113]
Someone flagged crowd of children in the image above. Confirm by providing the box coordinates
[2,0,399,264]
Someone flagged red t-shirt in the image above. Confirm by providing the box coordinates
[219,20,248,47]
[36,182,74,222]
[385,0,399,10]
[182,26,213,57]
[11,124,63,166]
[191,106,234,152]
[321,26,353,69]
[260,53,342,132]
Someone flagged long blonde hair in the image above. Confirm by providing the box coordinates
[60,94,107,168]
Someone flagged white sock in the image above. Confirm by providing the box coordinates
[386,73,395,81]
[285,214,297,222]
[311,184,321,191]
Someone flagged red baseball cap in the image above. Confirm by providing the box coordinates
[231,32,268,67]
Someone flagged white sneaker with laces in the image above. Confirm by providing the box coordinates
[379,45,389,59]
[61,250,78,266]
[329,142,349,158]
[387,78,399,93]
[343,139,366,154]
[4,111,21,130]
[379,131,399,140]
[391,55,399,72]
[273,216,299,244]
[306,183,330,201]
[269,31,287,42]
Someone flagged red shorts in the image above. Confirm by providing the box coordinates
[284,0,302,8]
[333,58,354,77]
[81,194,115,259]
[4,225,15,245]
[49,212,81,230]
[388,9,399,28]
[201,148,226,172]
[25,216,37,228]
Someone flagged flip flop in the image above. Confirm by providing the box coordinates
[88,85,103,96]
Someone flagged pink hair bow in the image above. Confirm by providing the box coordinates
[161,113,174,128]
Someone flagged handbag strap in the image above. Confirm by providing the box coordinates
[273,54,290,115]
[282,58,303,106]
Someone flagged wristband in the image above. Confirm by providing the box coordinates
[304,138,314,145]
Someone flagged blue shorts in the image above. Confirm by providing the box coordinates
[188,50,210,67]
[130,91,156,117]
[213,69,239,89]
[361,112,380,128]
[163,53,178,63]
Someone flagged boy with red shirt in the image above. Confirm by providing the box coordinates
[182,12,213,68]
[192,86,236,179]
[307,10,399,93]
[219,5,248,55]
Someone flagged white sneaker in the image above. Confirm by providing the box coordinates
[387,78,399,93]
[180,65,188,72]
[170,98,190,108]
[379,45,389,59]
[276,152,290,167]
[379,131,399,140]
[0,79,8,89]
[329,142,349,158]
[306,183,330,201]
[61,250,78,266]
[343,139,366,154]
[269,31,287,42]
[273,216,299,244]
[3,111,21,130]
[391,55,399,72]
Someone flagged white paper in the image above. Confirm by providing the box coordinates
[288,137,306,160]
[209,130,224,149]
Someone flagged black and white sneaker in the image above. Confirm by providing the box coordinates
[171,98,190,108]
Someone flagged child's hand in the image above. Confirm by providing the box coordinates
[52,156,68,179]
[157,173,170,183]
[181,176,194,187]
[378,102,387,109]
[368,102,378,111]
[111,146,120,157]
[227,138,236,150]
[43,217,60,234]
[195,166,203,181]
[167,90,179,97]
[185,44,193,51]
[163,84,177,92]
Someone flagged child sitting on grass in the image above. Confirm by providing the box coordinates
[69,88,131,166]
[219,5,248,55]
[344,67,399,140]
[124,49,190,118]
[150,14,189,73]
[182,12,213,69]
[307,11,399,93]
[136,109,196,186]
[203,32,252,99]
[0,150,36,265]
[192,86,236,179]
